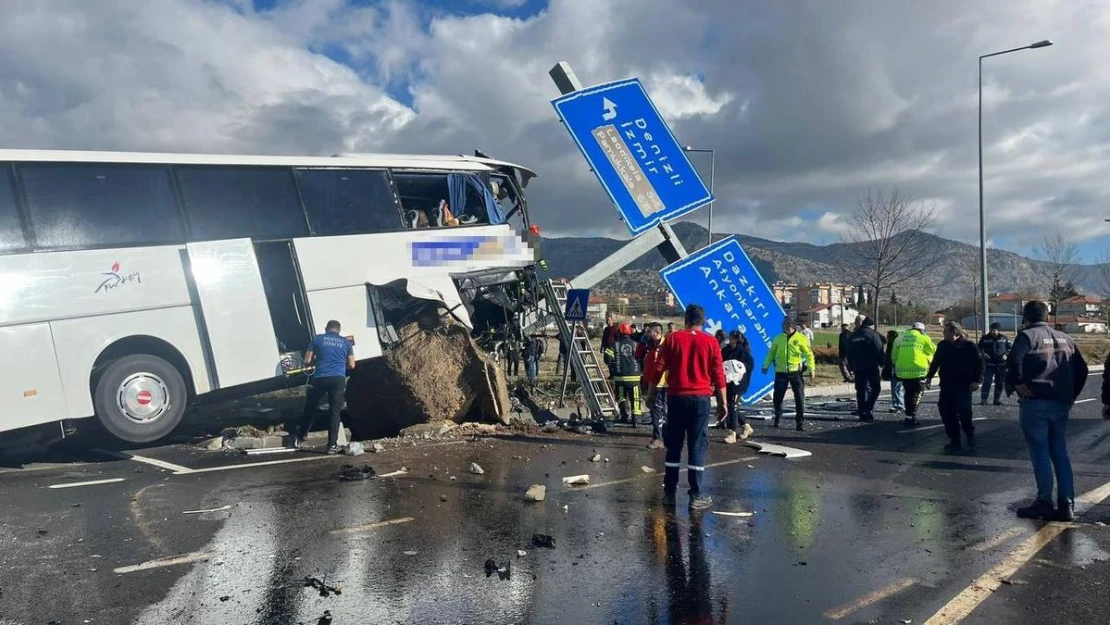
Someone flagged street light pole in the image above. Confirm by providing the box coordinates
[684,146,715,249]
[978,39,1053,335]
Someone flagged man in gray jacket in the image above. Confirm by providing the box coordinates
[1006,301,1089,521]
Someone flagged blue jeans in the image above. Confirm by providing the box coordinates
[891,379,905,410]
[982,364,1005,402]
[664,395,711,496]
[1019,399,1075,505]
[524,357,538,383]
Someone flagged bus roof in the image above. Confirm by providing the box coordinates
[0,148,537,180]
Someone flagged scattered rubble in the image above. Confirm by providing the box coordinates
[641,466,655,473]
[562,475,590,486]
[524,485,546,502]
[469,462,485,475]
[484,558,511,580]
[517,550,527,557]
[344,442,365,456]
[531,534,556,549]
[338,465,376,481]
[370,443,385,453]
[304,576,342,597]
[589,453,602,462]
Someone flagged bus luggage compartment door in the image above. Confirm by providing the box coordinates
[185,239,281,389]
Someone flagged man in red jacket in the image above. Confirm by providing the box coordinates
[646,304,728,510]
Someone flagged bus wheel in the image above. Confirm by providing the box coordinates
[93,354,188,444]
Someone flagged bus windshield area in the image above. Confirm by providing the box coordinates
[394,172,517,230]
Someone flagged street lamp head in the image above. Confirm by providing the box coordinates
[1029,39,1053,49]
[684,145,693,151]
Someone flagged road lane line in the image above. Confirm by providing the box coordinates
[575,457,759,491]
[114,550,218,574]
[969,526,1025,552]
[179,455,336,474]
[924,476,1110,625]
[823,577,917,620]
[182,505,232,515]
[329,516,414,536]
[1075,398,1096,404]
[896,419,985,434]
[93,448,194,474]
[48,478,125,489]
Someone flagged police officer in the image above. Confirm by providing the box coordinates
[295,320,355,454]
[848,316,885,422]
[605,324,643,425]
[762,319,816,431]
[892,322,936,427]
[978,322,1011,405]
[1007,301,1088,521]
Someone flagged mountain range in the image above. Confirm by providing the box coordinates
[540,222,1109,308]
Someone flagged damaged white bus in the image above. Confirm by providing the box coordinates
[0,149,542,444]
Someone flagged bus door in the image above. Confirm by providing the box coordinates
[253,241,313,355]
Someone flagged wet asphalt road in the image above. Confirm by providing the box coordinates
[4,377,1110,625]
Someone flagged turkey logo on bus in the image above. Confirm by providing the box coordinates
[95,261,143,294]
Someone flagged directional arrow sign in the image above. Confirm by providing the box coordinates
[552,78,713,236]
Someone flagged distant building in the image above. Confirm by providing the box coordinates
[1057,295,1103,318]
[773,282,797,309]
[932,311,947,326]
[793,283,859,316]
[800,303,860,329]
[1056,315,1108,334]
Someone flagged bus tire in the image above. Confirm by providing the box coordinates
[93,354,188,444]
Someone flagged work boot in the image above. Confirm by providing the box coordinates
[724,431,738,444]
[689,495,713,511]
[662,491,677,507]
[796,420,805,432]
[647,439,665,450]
[741,424,755,440]
[1016,499,1056,520]
[1057,500,1076,522]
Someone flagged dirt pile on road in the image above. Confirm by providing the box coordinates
[346,306,511,439]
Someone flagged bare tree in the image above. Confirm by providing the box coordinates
[837,188,939,320]
[1035,231,1079,322]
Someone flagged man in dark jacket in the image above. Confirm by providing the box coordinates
[978,322,1011,406]
[848,316,885,422]
[1006,300,1089,521]
[926,322,984,452]
[838,323,855,383]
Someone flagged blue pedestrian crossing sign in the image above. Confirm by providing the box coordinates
[564,289,590,321]
[552,78,714,236]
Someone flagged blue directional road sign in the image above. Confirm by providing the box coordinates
[564,288,590,321]
[552,78,714,236]
[660,237,787,405]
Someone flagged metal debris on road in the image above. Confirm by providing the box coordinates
[304,576,343,597]
[469,462,485,475]
[338,464,376,481]
[524,485,546,502]
[532,534,556,549]
[562,475,590,485]
[712,511,755,518]
[182,505,233,515]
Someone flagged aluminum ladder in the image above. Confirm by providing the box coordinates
[542,280,619,420]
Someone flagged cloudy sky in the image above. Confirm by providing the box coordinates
[3,0,1109,260]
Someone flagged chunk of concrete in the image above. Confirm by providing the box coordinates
[261,435,288,448]
[228,437,263,450]
[399,423,455,439]
[469,462,485,475]
[198,436,225,451]
[524,485,546,502]
[588,453,602,462]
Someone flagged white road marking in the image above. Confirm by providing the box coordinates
[924,476,1110,625]
[182,505,232,515]
[114,550,218,574]
[329,516,414,536]
[48,478,125,489]
[93,448,195,474]
[969,526,1026,552]
[1075,398,1096,404]
[177,455,337,474]
[823,577,917,620]
[575,457,758,491]
[896,418,986,434]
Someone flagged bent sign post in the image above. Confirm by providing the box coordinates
[552,78,713,236]
[660,237,786,404]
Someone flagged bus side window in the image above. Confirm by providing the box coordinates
[295,169,402,235]
[0,165,25,253]
[19,163,183,250]
[393,173,494,229]
[176,166,308,241]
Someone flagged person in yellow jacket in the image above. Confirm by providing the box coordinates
[892,322,937,426]
[762,319,816,431]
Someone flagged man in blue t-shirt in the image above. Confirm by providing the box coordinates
[294,319,355,453]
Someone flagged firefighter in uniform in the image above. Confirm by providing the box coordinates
[605,323,643,426]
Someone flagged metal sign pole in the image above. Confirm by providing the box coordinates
[558,320,574,407]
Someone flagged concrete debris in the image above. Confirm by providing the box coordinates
[469,462,485,475]
[562,475,590,485]
[1095,521,1108,528]
[484,558,511,580]
[440,494,448,502]
[344,442,365,456]
[524,485,546,502]
[532,534,556,549]
[338,464,376,481]
[371,443,385,453]
[712,511,755,518]
[589,453,602,462]
[604,458,610,462]
[304,576,342,597]
[378,468,408,478]
[403,551,418,556]
[641,466,655,473]
[399,423,456,439]
[198,436,225,451]
[228,437,264,450]
[517,550,527,557]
